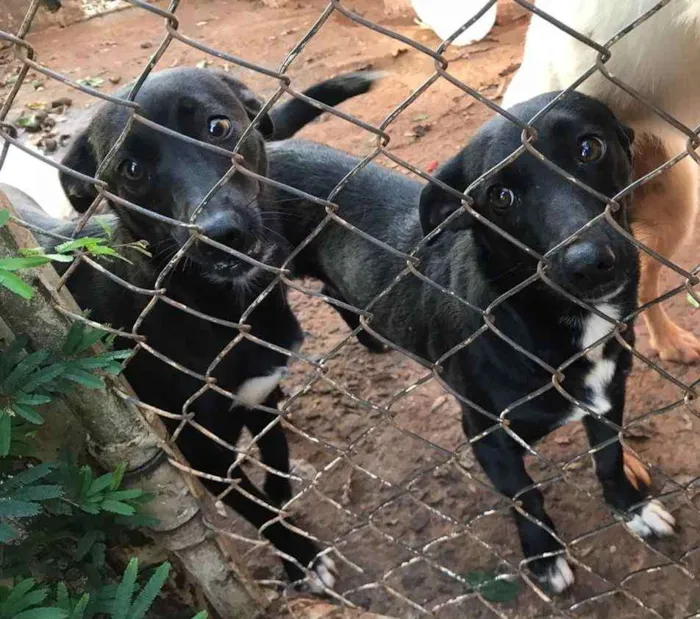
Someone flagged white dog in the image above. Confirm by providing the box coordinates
[504,0,700,364]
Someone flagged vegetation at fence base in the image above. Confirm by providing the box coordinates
[0,210,205,619]
[462,570,521,604]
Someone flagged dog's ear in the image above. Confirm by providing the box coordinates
[419,154,476,235]
[59,132,99,214]
[214,72,275,139]
[616,122,635,160]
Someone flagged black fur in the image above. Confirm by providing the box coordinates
[271,92,659,590]
[11,66,378,589]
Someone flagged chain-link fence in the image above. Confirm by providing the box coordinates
[1,1,699,617]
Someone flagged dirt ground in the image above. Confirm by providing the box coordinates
[2,1,700,617]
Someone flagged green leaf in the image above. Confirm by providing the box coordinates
[68,595,89,619]
[14,394,52,406]
[2,579,37,614]
[11,484,63,502]
[10,404,45,425]
[4,349,51,393]
[191,612,208,619]
[76,76,104,89]
[20,364,66,393]
[0,520,19,542]
[55,583,69,611]
[687,292,700,309]
[78,466,93,499]
[127,562,170,619]
[42,254,75,263]
[0,256,50,271]
[13,609,68,619]
[75,529,100,561]
[62,370,104,390]
[4,462,54,490]
[112,558,138,619]
[88,471,118,497]
[62,322,85,356]
[0,210,10,227]
[101,500,136,516]
[0,412,10,456]
[0,269,34,299]
[464,571,520,604]
[11,587,49,614]
[104,489,142,502]
[110,462,126,491]
[0,498,41,518]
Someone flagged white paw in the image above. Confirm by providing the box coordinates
[540,556,575,594]
[307,554,337,593]
[626,500,675,538]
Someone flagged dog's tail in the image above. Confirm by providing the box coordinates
[269,70,383,141]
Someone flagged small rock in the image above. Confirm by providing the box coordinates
[410,510,430,533]
[140,41,154,49]
[43,138,57,154]
[108,76,121,85]
[42,116,56,129]
[51,97,72,108]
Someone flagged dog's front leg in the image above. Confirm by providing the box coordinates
[583,404,675,540]
[466,418,574,593]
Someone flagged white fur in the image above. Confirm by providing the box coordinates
[541,556,575,594]
[307,555,337,592]
[626,500,676,538]
[233,368,285,408]
[564,304,619,424]
[503,0,700,129]
[0,142,73,218]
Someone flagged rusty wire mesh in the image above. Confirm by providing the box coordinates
[1,0,700,617]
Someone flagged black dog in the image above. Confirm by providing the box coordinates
[269,91,675,593]
[10,66,379,590]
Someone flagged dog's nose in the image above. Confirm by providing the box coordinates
[561,241,616,288]
[204,222,254,254]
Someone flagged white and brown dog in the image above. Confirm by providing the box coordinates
[505,0,700,365]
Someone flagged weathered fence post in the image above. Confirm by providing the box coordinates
[0,189,266,619]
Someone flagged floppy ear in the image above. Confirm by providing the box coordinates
[419,154,475,236]
[616,122,635,161]
[59,132,99,214]
[214,72,275,139]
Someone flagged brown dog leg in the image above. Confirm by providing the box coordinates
[631,132,700,363]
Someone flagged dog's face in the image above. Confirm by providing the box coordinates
[419,92,637,304]
[60,67,280,283]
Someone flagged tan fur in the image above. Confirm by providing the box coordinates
[505,0,700,363]
[629,126,700,362]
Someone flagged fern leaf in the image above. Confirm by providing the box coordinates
[111,558,138,619]
[126,562,170,619]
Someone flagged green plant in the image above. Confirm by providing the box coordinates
[0,214,203,618]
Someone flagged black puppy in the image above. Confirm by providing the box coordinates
[11,66,379,590]
[270,91,675,593]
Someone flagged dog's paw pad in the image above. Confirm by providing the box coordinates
[540,556,574,594]
[307,555,337,593]
[626,500,675,538]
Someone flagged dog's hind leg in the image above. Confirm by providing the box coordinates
[632,132,700,364]
[466,416,574,594]
[175,422,336,591]
[322,283,389,353]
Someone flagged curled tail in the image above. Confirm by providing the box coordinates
[269,70,383,140]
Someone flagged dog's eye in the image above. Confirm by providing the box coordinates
[487,185,515,211]
[577,136,606,163]
[119,159,145,182]
[208,116,233,140]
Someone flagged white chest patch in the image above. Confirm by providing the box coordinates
[233,367,286,408]
[564,304,620,424]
